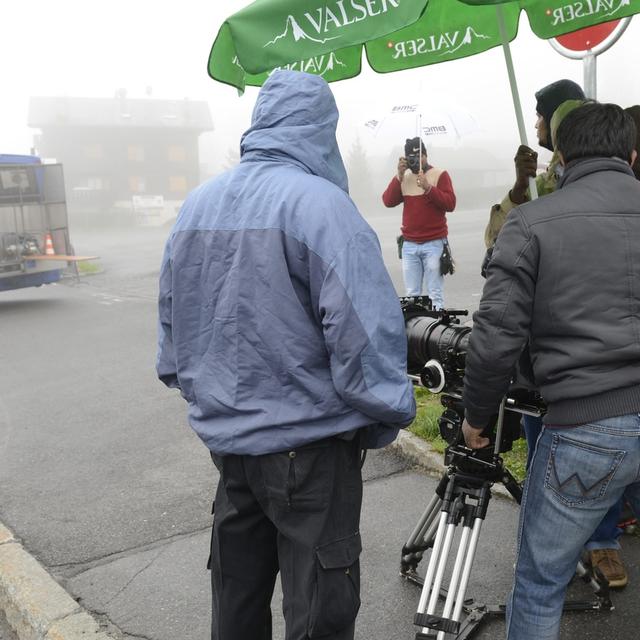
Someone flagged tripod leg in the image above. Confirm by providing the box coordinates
[572,559,613,610]
[402,492,443,564]
[416,511,449,616]
[402,474,449,574]
[451,518,484,624]
[436,524,473,640]
[500,467,523,504]
[417,515,443,563]
[426,523,457,617]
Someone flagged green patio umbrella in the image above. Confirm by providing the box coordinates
[209,0,640,196]
[209,0,640,91]
[209,0,430,89]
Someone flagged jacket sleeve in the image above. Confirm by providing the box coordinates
[426,170,456,211]
[484,167,558,249]
[463,210,538,428]
[484,195,514,249]
[382,176,404,208]
[318,230,416,441]
[156,238,180,390]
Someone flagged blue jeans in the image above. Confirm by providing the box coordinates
[506,414,640,640]
[401,239,445,309]
[522,414,623,548]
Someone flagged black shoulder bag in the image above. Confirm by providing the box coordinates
[440,238,455,276]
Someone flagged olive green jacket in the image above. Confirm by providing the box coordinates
[484,99,587,249]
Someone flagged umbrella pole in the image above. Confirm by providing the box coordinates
[419,113,423,170]
[496,5,538,200]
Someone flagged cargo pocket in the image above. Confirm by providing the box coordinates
[308,532,362,638]
[545,433,625,507]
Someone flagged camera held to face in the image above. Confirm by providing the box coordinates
[404,137,426,174]
[406,154,421,174]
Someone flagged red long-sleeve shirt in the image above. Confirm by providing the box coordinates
[382,168,456,242]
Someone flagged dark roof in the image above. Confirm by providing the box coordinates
[28,96,213,131]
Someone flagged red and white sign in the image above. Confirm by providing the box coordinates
[551,18,631,58]
[556,20,621,52]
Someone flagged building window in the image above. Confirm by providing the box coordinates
[168,145,186,162]
[129,176,146,193]
[169,176,187,193]
[85,143,103,159]
[87,177,105,189]
[128,145,145,162]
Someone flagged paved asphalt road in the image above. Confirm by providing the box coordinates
[0,611,17,640]
[1,212,639,639]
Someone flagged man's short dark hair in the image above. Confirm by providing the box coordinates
[555,102,637,165]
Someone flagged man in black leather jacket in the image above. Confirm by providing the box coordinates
[462,103,640,640]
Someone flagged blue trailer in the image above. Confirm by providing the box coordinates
[0,155,82,292]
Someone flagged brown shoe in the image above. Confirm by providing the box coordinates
[589,549,629,589]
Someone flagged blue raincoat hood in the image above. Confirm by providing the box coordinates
[240,70,349,193]
[157,70,415,456]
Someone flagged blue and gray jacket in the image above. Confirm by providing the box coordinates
[157,70,416,455]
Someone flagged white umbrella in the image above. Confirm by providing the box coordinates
[363,101,480,150]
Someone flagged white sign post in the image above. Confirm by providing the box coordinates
[549,18,632,100]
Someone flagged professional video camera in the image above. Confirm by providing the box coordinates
[401,295,544,457]
[399,296,612,639]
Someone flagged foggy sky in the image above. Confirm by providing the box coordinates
[4,0,640,175]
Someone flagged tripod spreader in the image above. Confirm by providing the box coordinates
[411,466,500,640]
[401,445,613,639]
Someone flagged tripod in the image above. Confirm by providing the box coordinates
[400,399,613,640]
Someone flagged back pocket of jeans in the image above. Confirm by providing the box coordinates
[545,433,625,507]
[308,532,361,637]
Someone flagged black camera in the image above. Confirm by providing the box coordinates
[404,137,425,174]
[406,153,421,174]
[401,296,544,455]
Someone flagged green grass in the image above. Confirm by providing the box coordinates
[409,387,447,453]
[409,387,529,482]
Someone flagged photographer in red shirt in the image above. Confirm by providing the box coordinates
[382,137,456,308]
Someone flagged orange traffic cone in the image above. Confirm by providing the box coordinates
[44,233,55,256]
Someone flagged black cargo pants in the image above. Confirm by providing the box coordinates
[209,436,363,640]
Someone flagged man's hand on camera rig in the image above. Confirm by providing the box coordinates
[462,418,490,450]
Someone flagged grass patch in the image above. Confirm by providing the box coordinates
[409,387,447,454]
[76,260,102,275]
[409,387,528,482]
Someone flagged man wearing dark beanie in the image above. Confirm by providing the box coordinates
[484,78,586,248]
[535,79,585,151]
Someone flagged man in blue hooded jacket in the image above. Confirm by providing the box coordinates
[157,70,416,640]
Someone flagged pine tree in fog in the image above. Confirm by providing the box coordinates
[222,146,241,171]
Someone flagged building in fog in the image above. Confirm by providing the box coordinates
[28,93,213,224]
